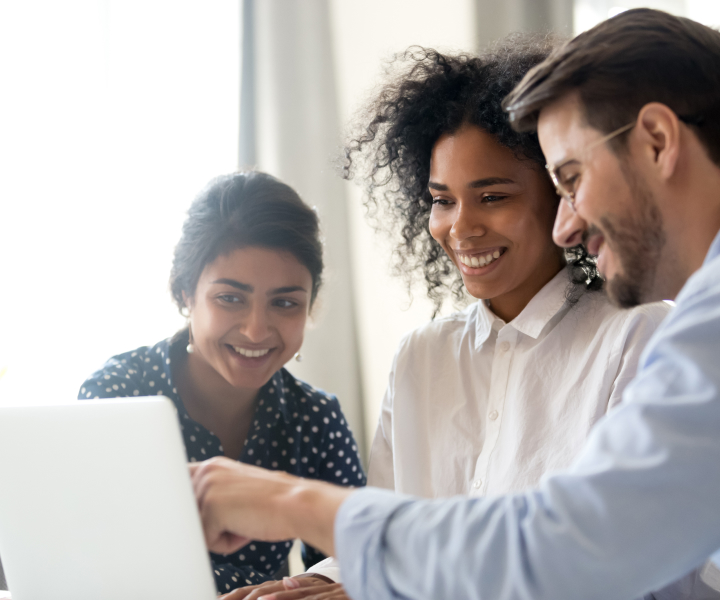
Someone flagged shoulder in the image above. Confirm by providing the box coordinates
[395,303,479,358]
[79,340,171,399]
[571,291,670,337]
[276,368,344,417]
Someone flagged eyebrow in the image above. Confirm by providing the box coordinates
[428,177,516,191]
[210,279,307,295]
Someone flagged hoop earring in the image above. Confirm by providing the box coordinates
[294,352,302,362]
[186,326,195,354]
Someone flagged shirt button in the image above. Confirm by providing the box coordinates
[473,479,482,489]
[489,410,499,421]
[499,341,511,353]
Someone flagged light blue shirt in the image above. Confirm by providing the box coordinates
[336,230,720,600]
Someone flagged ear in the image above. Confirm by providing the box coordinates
[636,102,681,180]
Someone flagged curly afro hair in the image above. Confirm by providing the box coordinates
[344,35,602,316]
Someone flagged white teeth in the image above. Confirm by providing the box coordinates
[459,250,503,269]
[233,346,270,358]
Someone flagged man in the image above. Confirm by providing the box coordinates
[190,9,720,599]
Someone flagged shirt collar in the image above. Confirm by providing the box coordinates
[510,268,571,339]
[474,268,571,348]
[703,228,720,265]
[258,370,293,424]
[474,299,504,348]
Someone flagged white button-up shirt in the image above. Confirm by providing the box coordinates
[309,269,669,584]
[368,269,670,498]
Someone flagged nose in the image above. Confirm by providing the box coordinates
[240,304,271,342]
[449,199,487,241]
[553,198,587,248]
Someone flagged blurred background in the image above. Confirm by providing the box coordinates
[1,0,719,464]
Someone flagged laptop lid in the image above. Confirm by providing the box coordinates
[0,397,217,600]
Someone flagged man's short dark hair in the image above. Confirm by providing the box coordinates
[503,8,720,166]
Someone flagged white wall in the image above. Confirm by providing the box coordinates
[0,1,239,404]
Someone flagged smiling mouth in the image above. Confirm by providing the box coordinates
[227,345,273,358]
[457,248,506,269]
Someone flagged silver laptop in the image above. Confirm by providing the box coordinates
[0,398,217,600]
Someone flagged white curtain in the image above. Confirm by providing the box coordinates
[239,0,366,458]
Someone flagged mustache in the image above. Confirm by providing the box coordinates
[581,225,603,255]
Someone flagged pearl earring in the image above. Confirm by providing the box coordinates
[294,352,303,362]
[186,326,195,354]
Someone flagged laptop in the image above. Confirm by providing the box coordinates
[0,397,217,600]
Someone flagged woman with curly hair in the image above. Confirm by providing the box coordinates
[225,37,669,600]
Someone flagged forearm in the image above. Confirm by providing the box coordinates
[277,479,354,556]
[190,458,355,558]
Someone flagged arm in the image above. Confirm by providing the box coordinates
[190,458,351,557]
[365,367,397,490]
[211,561,276,594]
[192,279,720,600]
[334,282,720,600]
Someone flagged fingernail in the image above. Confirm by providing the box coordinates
[258,595,275,600]
[283,576,301,589]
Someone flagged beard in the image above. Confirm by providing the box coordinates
[589,172,666,308]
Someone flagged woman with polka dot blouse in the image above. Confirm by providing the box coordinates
[79,171,365,594]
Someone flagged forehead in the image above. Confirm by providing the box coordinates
[430,125,531,180]
[536,92,598,166]
[199,246,311,288]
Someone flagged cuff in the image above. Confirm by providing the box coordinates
[334,487,415,600]
[306,556,341,583]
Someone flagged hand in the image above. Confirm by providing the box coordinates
[189,457,354,556]
[220,576,349,600]
[190,458,301,554]
[219,575,331,600]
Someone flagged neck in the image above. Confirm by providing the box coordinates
[174,346,259,430]
[487,250,565,322]
[661,144,720,298]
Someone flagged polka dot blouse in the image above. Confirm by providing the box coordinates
[79,333,366,594]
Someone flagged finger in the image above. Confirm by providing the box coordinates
[257,581,338,600]
[239,581,289,600]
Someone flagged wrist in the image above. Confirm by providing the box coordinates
[278,479,354,556]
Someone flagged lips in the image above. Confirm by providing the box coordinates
[226,344,275,364]
[455,247,506,271]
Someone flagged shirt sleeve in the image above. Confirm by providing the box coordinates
[78,357,144,400]
[306,556,342,583]
[366,354,397,491]
[210,560,275,594]
[335,279,720,600]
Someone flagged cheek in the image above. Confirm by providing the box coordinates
[281,314,308,351]
[428,210,447,244]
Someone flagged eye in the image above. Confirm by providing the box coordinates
[559,170,581,190]
[481,195,507,203]
[218,294,243,304]
[272,298,300,309]
[431,196,453,206]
